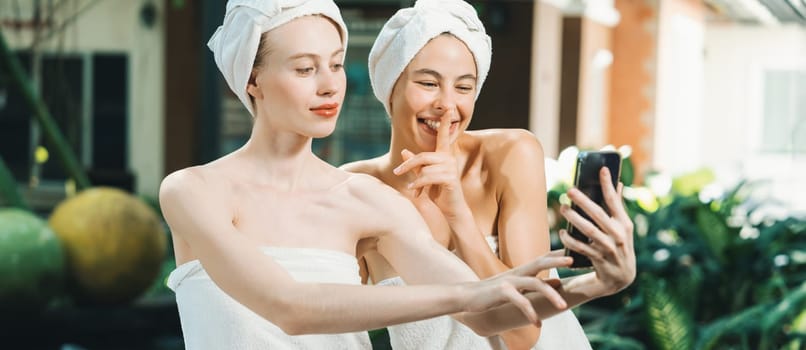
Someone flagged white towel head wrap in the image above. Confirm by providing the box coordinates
[208,0,348,116]
[368,0,492,117]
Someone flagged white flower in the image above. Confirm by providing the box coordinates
[657,230,679,245]
[773,254,790,267]
[544,157,561,190]
[653,248,671,262]
[698,183,725,203]
[739,225,760,240]
[557,146,579,186]
[646,173,672,198]
[634,214,649,237]
[618,145,633,159]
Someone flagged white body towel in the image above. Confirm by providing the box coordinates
[379,236,593,350]
[167,247,371,350]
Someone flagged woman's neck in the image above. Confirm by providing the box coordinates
[237,121,331,191]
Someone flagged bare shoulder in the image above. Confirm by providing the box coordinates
[343,172,420,225]
[466,129,545,165]
[340,155,385,178]
[159,167,203,205]
[344,172,405,205]
[159,166,216,206]
[158,163,236,225]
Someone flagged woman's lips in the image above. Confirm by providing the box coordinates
[310,103,340,118]
[417,118,459,135]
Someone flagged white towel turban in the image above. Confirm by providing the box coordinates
[208,0,348,116]
[368,0,492,117]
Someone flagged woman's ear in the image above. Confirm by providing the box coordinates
[246,70,263,100]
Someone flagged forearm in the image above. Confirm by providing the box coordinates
[453,235,542,348]
[449,208,541,348]
[459,272,606,336]
[192,229,469,335]
[449,206,512,278]
[275,282,467,335]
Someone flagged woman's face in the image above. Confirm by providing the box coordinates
[247,15,345,138]
[389,34,477,152]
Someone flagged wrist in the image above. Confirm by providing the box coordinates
[451,282,472,313]
[442,201,474,226]
[591,272,629,296]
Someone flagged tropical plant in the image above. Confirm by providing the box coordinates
[547,146,806,350]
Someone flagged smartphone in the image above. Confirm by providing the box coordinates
[564,150,622,269]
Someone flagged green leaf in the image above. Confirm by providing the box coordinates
[671,168,715,197]
[621,156,635,187]
[641,275,696,350]
[761,281,806,332]
[586,332,646,350]
[695,206,730,262]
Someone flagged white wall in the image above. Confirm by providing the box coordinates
[2,0,165,197]
[703,24,806,211]
[530,1,564,158]
[653,1,706,176]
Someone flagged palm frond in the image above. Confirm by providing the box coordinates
[641,275,696,350]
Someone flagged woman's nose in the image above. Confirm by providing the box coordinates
[317,69,341,97]
[433,89,457,113]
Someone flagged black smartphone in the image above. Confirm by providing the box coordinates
[564,150,622,269]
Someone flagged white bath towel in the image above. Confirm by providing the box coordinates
[379,236,592,350]
[207,0,348,116]
[168,246,370,350]
[368,0,492,117]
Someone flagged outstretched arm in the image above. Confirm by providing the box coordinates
[159,169,570,335]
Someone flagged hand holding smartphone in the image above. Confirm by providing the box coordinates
[564,151,622,269]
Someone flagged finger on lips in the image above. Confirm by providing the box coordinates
[436,110,452,152]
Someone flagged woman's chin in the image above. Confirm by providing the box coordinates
[309,127,337,139]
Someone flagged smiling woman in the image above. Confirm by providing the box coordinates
[340,0,633,349]
[157,0,636,349]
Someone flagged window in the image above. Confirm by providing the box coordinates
[761,70,806,154]
[0,52,128,186]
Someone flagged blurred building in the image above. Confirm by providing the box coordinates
[1,0,804,211]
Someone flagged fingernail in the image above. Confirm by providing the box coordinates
[407,182,414,189]
[393,167,401,175]
[601,167,610,176]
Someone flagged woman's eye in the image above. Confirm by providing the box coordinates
[331,63,344,71]
[417,81,437,88]
[296,67,315,74]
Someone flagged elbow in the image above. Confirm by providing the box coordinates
[259,294,311,336]
[277,321,308,336]
[273,315,306,336]
[475,328,497,338]
[501,327,540,350]
[454,313,493,337]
